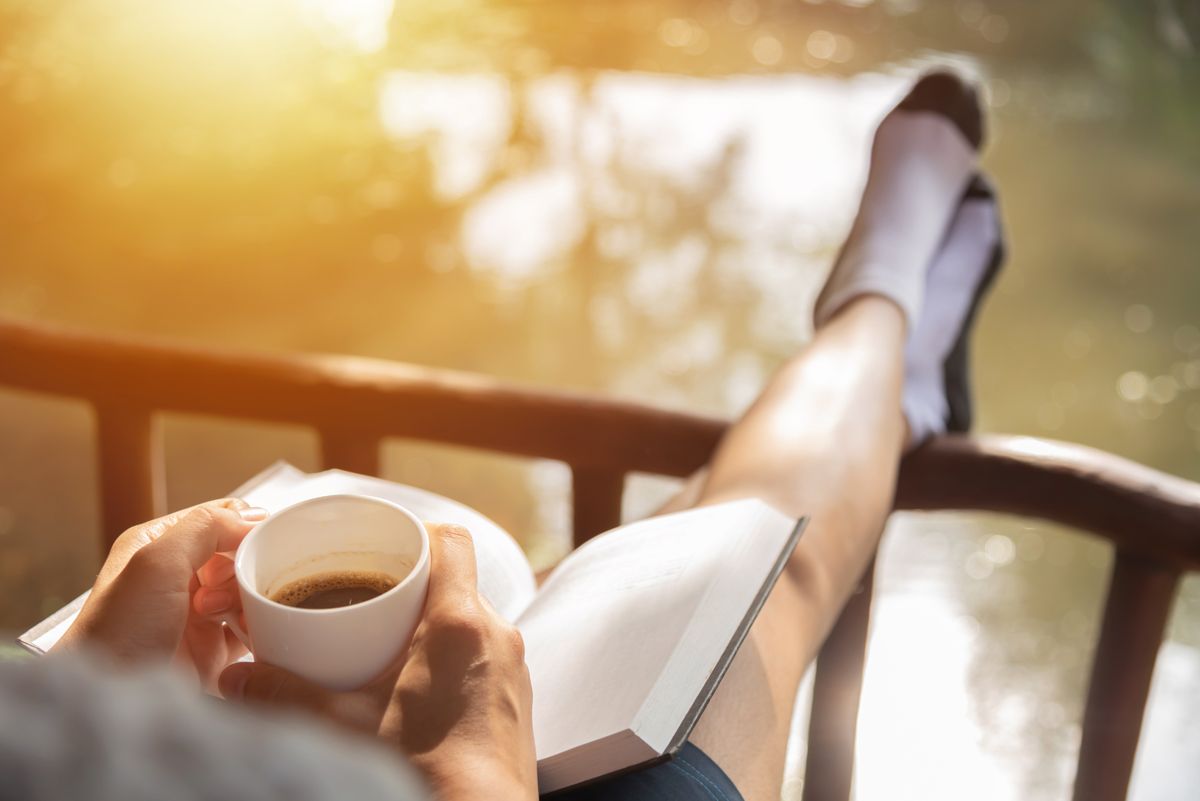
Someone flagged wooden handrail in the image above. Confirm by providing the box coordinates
[4,317,1198,563]
[0,317,724,479]
[897,436,1200,570]
[3,316,1199,801]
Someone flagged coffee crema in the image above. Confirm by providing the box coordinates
[269,570,398,610]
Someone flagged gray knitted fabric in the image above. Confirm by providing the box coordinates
[0,652,430,801]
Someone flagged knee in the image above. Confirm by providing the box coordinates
[781,546,836,615]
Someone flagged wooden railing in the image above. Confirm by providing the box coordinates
[3,316,1198,801]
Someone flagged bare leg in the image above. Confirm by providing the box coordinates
[672,296,908,801]
[611,70,992,799]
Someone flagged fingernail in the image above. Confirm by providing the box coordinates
[238,507,269,522]
[219,663,251,700]
[196,589,234,615]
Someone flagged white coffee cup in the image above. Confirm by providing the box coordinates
[232,494,431,690]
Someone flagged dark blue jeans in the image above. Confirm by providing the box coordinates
[543,742,744,801]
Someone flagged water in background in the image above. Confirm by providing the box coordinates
[1,2,1198,799]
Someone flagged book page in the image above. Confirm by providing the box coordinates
[516,499,798,788]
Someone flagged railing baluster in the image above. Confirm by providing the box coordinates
[1073,552,1180,801]
[94,404,160,548]
[570,465,624,546]
[318,427,380,476]
[803,561,876,801]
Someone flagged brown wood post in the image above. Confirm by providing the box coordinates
[803,560,876,801]
[318,427,381,476]
[570,465,624,547]
[1072,553,1180,801]
[94,404,160,549]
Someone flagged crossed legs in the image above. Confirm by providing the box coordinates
[656,70,1004,800]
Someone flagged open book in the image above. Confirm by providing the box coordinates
[19,462,806,793]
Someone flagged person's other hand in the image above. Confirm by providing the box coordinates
[218,523,536,801]
[56,499,267,691]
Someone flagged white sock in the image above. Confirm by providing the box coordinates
[903,191,1002,446]
[814,111,977,330]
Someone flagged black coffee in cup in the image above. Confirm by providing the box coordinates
[270,570,398,609]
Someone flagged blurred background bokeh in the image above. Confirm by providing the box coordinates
[1,1,1198,799]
